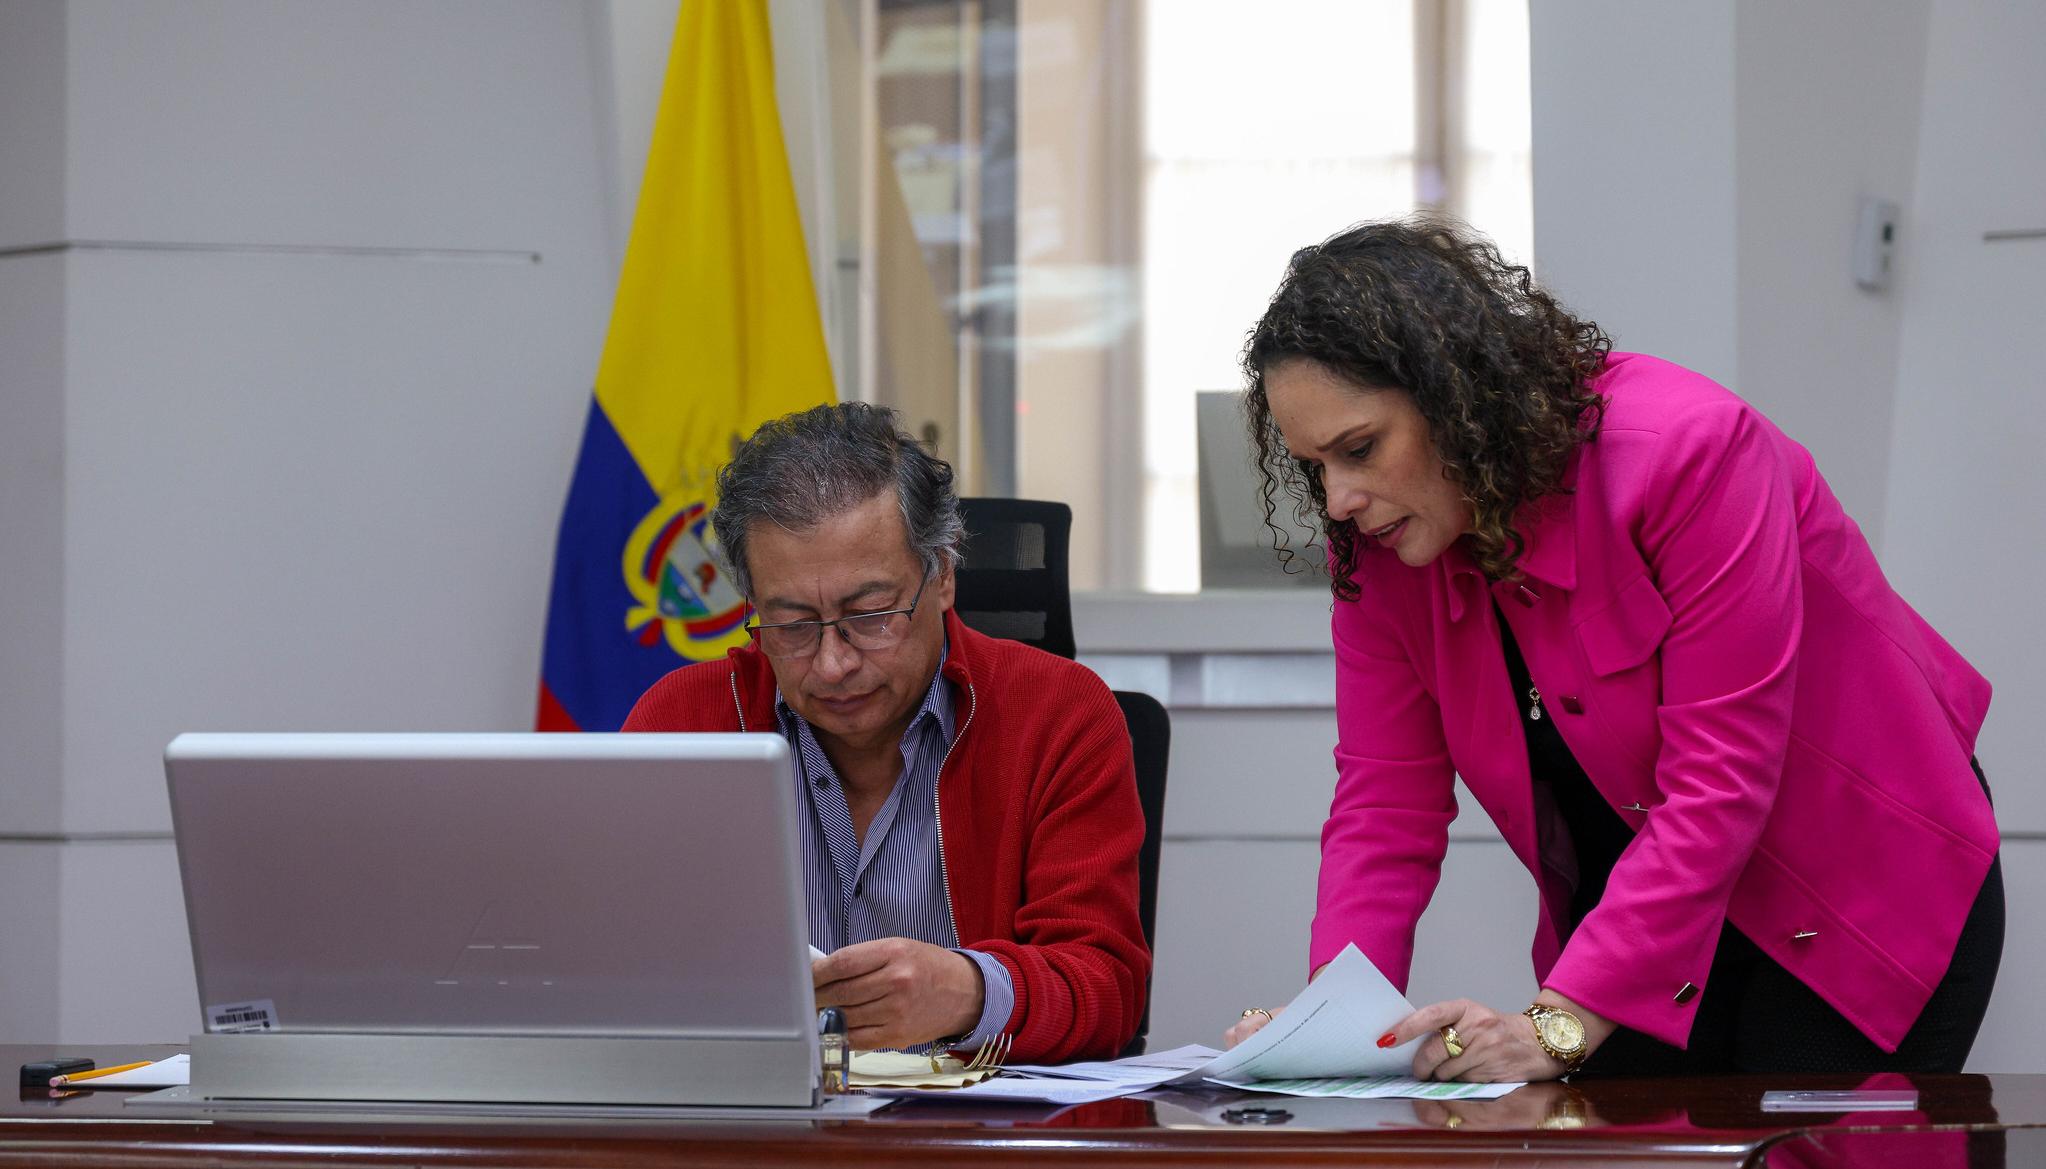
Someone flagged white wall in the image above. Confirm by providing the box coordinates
[1528,3,1739,386]
[0,0,616,1041]
[1881,0,2046,1075]
[1733,0,1931,535]
[1884,0,2046,835]
[0,0,77,1042]
[1529,1,1929,538]
[602,0,679,273]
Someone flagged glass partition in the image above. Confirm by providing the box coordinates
[801,0,1530,591]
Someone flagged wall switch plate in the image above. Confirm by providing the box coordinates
[1853,196,1899,290]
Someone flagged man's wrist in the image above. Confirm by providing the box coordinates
[946,948,1010,1048]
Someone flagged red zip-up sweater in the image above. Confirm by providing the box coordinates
[621,609,1149,1063]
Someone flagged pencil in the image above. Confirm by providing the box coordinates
[49,1060,152,1086]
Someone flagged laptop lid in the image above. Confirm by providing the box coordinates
[164,733,812,1041]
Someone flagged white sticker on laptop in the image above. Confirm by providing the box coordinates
[205,999,280,1033]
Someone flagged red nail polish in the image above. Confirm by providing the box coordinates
[1376,1032,1398,1048]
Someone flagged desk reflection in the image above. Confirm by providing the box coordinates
[1413,1082,1602,1131]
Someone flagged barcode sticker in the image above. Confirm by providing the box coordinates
[205,998,280,1034]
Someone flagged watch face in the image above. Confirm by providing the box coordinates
[1539,1011,1586,1051]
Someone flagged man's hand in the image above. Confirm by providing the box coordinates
[812,937,985,1052]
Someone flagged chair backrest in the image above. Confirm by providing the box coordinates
[1111,688,1171,1058]
[953,498,1076,660]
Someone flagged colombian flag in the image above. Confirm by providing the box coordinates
[537,0,835,732]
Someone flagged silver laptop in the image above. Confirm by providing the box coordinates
[164,733,813,1042]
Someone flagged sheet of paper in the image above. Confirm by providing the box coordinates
[71,1054,191,1088]
[1209,1074,1523,1101]
[1004,1044,1221,1084]
[1179,944,1424,1084]
[874,945,1517,1106]
[865,1044,1219,1104]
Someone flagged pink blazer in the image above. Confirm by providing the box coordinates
[1312,353,1997,1051]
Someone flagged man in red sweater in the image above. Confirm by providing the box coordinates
[622,403,1147,1064]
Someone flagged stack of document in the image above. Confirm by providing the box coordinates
[1187,944,1520,1101]
[847,1051,999,1089]
[868,945,1522,1104]
[865,1045,1218,1105]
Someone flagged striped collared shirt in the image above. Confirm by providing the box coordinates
[776,646,1014,1049]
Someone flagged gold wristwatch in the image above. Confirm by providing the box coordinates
[1523,1004,1588,1072]
[1540,1086,1592,1129]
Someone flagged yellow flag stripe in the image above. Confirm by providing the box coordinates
[596,0,835,499]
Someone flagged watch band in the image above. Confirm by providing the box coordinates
[1523,1004,1589,1071]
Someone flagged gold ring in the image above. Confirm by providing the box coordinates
[1240,1007,1273,1022]
[1440,1025,1465,1058]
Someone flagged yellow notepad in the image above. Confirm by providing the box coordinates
[847,1051,996,1090]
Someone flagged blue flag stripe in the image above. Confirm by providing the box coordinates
[538,397,683,732]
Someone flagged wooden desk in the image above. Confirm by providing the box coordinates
[6,1046,2040,1167]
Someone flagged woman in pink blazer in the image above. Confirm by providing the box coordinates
[1225,219,2002,1079]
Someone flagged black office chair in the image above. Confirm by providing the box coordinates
[955,497,1169,1056]
[953,497,1076,659]
[1109,687,1170,1058]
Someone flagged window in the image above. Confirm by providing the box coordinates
[787,0,1530,591]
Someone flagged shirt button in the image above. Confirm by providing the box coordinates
[1560,695,1584,715]
[1674,982,1699,1005]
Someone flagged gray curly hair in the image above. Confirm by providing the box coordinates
[711,402,965,599]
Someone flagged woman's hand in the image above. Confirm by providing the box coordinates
[1386,993,1614,1082]
[1223,1005,1282,1049]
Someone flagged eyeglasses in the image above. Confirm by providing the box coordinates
[746,577,929,660]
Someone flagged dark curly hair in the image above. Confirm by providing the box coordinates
[1242,216,1612,599]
